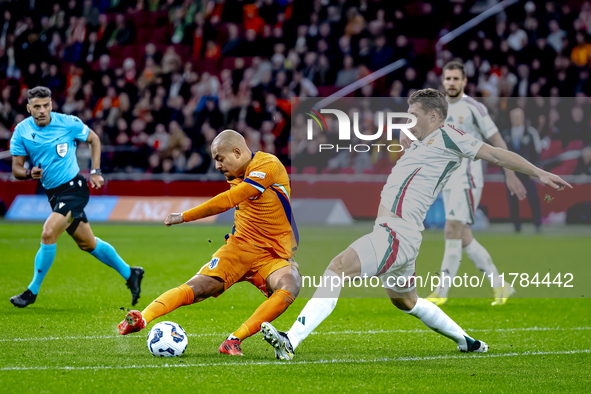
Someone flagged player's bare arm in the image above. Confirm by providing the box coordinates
[476,144,572,191]
[488,132,527,200]
[86,129,104,189]
[164,181,260,226]
[11,155,42,180]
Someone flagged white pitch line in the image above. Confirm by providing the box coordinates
[1,326,590,343]
[319,326,591,336]
[1,349,589,372]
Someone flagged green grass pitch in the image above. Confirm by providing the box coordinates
[1,222,590,393]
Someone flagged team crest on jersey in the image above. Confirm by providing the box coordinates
[459,116,464,124]
[209,257,220,269]
[56,143,68,157]
[426,138,434,146]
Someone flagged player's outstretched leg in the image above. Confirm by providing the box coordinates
[220,265,300,356]
[118,274,222,335]
[10,212,71,307]
[72,222,144,305]
[388,288,488,353]
[262,248,359,360]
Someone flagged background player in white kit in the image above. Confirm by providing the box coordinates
[260,89,571,360]
[427,61,527,306]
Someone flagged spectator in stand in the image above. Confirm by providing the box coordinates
[195,96,224,131]
[501,108,543,233]
[335,55,359,87]
[81,31,106,64]
[106,14,135,48]
[498,65,517,97]
[82,0,100,29]
[344,7,366,38]
[564,106,590,146]
[369,35,394,71]
[221,23,241,56]
[574,146,591,175]
[2,0,591,176]
[514,64,530,97]
[0,100,16,131]
[506,22,528,52]
[571,32,591,67]
[547,19,567,53]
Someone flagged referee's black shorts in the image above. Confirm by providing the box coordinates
[44,174,90,235]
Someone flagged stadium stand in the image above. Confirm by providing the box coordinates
[0,0,590,176]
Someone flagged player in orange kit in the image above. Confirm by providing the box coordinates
[117,129,301,356]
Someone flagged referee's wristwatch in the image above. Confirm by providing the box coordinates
[90,168,102,175]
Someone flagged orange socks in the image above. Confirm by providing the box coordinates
[232,289,295,341]
[141,285,294,341]
[142,284,195,324]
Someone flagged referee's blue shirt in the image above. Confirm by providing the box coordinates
[10,112,90,189]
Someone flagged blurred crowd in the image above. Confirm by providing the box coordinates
[0,0,590,176]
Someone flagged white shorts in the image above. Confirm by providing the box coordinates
[349,217,422,293]
[442,187,482,225]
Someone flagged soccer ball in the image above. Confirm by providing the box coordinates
[146,321,188,357]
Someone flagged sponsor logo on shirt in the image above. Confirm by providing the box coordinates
[249,171,266,179]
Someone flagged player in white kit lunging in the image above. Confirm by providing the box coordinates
[260,89,571,360]
[427,61,527,306]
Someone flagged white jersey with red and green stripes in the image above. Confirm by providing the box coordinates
[443,94,499,190]
[380,124,484,231]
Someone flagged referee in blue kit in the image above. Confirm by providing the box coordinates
[9,86,144,308]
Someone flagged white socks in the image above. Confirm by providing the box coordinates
[438,238,504,297]
[287,270,342,350]
[404,298,470,349]
[463,239,503,288]
[285,270,475,351]
[437,239,462,298]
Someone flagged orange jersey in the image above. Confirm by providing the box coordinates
[233,152,298,258]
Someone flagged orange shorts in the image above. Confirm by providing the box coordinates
[198,235,296,297]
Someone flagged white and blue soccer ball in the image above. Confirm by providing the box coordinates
[146,321,188,357]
